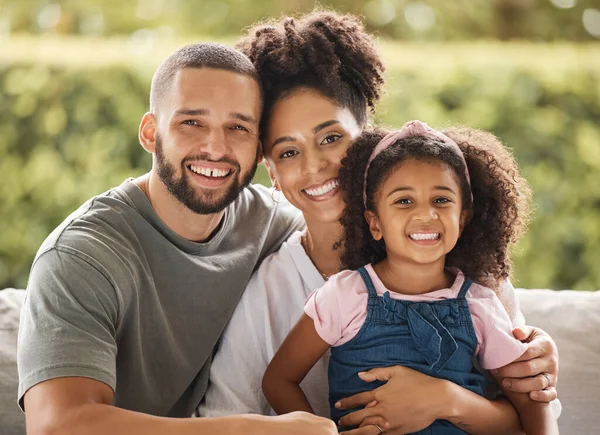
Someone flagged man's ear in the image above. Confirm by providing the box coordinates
[364,210,383,241]
[459,209,474,235]
[264,160,281,191]
[139,112,157,153]
[257,140,264,162]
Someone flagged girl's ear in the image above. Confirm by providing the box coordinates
[264,160,281,191]
[459,209,473,235]
[364,210,383,241]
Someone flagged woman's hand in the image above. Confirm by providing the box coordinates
[493,325,559,402]
[336,366,450,434]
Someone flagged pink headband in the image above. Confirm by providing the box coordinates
[363,120,472,207]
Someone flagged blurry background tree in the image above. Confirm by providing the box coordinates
[0,0,599,291]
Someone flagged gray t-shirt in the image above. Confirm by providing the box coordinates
[17,178,303,417]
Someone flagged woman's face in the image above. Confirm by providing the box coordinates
[264,89,361,224]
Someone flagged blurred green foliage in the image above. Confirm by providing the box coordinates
[0,41,599,291]
[1,0,599,41]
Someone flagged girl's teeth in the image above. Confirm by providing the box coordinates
[190,165,231,178]
[409,233,440,241]
[304,180,339,197]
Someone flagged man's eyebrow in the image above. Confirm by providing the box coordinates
[313,120,339,133]
[231,112,258,125]
[174,109,209,117]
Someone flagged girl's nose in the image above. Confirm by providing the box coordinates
[412,206,439,222]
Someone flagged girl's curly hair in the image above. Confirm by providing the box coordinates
[339,126,532,288]
[237,10,385,139]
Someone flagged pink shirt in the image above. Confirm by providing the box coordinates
[305,265,527,370]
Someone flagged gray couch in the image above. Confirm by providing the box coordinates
[1,288,599,434]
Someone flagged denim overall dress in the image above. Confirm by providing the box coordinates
[328,266,486,434]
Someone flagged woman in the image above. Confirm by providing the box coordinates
[199,11,559,433]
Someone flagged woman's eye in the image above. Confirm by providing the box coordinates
[321,134,341,145]
[280,150,299,159]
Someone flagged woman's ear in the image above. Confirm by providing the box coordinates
[364,210,383,241]
[459,209,474,234]
[264,160,280,191]
[139,112,157,153]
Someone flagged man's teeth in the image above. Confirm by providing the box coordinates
[189,165,231,178]
[409,233,440,241]
[304,180,339,197]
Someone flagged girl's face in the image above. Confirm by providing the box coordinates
[365,158,470,267]
[264,89,361,224]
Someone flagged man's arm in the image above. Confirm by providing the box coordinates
[24,377,337,435]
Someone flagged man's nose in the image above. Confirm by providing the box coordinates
[202,128,229,158]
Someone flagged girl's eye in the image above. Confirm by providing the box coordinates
[280,150,299,159]
[321,134,341,145]
[395,198,413,205]
[433,197,450,204]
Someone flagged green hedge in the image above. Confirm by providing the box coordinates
[1,41,599,290]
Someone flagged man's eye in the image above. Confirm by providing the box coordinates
[232,125,249,132]
[182,120,198,126]
[280,150,299,159]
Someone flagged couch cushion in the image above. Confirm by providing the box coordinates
[517,289,600,435]
[0,288,26,435]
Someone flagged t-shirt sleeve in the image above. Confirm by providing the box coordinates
[499,279,526,327]
[198,273,270,417]
[304,272,367,347]
[475,291,528,370]
[17,248,120,410]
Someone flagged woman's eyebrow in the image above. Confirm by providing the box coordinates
[271,135,296,149]
[313,120,339,133]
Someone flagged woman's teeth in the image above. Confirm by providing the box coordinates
[409,233,440,241]
[189,165,231,178]
[304,180,339,197]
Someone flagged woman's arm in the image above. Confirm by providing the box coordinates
[495,326,559,402]
[334,366,523,435]
[262,314,330,415]
[497,281,559,402]
[491,372,559,435]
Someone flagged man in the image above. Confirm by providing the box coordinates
[17,43,337,435]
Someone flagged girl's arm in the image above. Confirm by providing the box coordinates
[262,313,331,415]
[335,366,524,435]
[491,372,559,435]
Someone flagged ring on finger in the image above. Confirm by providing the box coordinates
[374,424,385,433]
[541,372,551,390]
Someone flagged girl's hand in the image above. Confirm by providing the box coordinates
[336,366,450,433]
[493,326,559,402]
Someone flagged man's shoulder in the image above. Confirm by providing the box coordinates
[35,181,142,265]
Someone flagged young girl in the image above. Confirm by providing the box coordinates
[262,120,559,435]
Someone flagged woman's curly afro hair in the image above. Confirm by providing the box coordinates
[237,10,385,139]
[339,126,532,289]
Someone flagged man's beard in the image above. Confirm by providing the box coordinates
[155,135,259,215]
